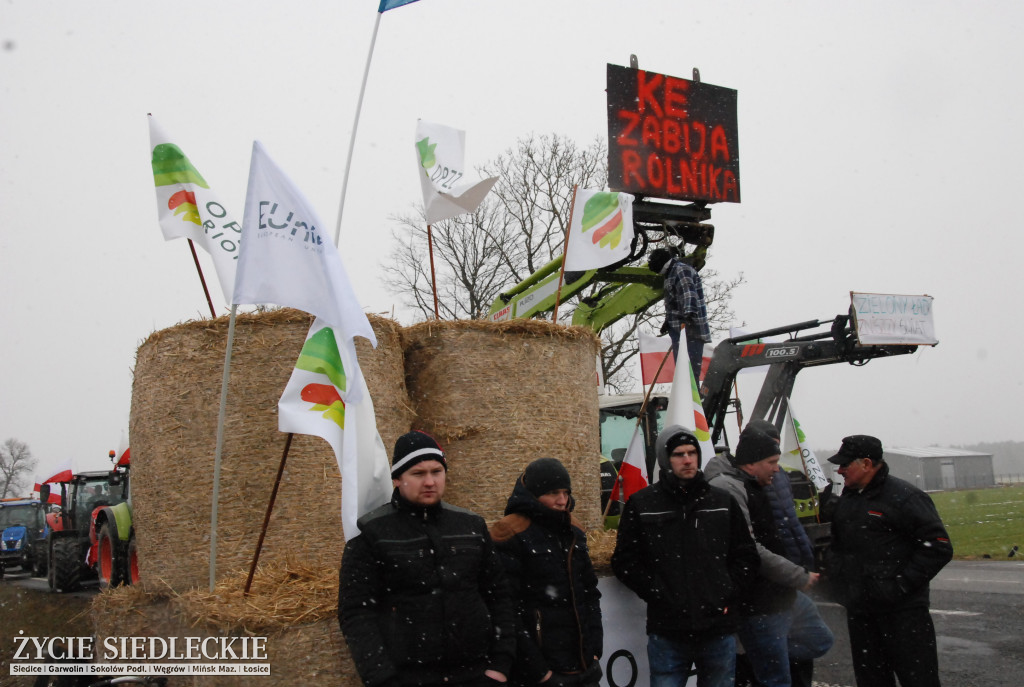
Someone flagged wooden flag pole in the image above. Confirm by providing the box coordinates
[245,432,293,596]
[187,239,218,319]
[551,185,579,324]
[636,348,673,423]
[427,224,440,319]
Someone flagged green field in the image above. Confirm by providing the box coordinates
[930,484,1024,560]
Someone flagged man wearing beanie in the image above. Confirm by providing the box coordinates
[825,435,952,687]
[708,424,828,687]
[612,425,759,687]
[490,458,603,687]
[339,430,515,687]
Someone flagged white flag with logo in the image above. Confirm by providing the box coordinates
[233,141,376,350]
[781,401,829,490]
[563,189,635,271]
[149,116,241,302]
[415,120,497,225]
[279,320,391,539]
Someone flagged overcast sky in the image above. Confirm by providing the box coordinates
[2,0,1022,479]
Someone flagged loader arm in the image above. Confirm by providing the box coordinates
[701,315,920,446]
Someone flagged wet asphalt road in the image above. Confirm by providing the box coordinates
[812,560,1024,687]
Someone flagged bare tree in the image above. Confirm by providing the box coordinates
[382,132,744,389]
[0,438,36,499]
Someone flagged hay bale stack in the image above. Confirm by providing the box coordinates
[129,310,409,593]
[403,320,603,528]
[92,565,359,687]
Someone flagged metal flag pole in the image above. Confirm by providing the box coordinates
[209,303,239,592]
[334,12,383,245]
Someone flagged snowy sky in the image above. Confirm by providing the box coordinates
[2,0,1022,479]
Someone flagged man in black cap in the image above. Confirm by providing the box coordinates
[490,458,603,687]
[707,424,829,687]
[825,435,953,687]
[613,425,759,687]
[339,430,516,687]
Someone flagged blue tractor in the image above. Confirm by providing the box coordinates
[0,498,49,577]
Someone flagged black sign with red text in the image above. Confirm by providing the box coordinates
[607,64,740,203]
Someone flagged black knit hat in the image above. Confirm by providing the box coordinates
[662,430,702,469]
[521,458,572,497]
[391,430,446,478]
[746,418,781,441]
[734,425,781,466]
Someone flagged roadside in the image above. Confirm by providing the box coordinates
[0,569,94,687]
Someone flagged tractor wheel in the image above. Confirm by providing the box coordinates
[50,537,82,593]
[97,524,122,589]
[31,547,47,577]
[126,535,139,585]
[47,540,56,591]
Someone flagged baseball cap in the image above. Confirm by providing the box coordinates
[827,435,883,466]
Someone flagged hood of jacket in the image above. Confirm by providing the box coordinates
[503,477,573,531]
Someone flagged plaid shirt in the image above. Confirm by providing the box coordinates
[662,258,711,343]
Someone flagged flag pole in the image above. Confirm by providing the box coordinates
[187,239,218,319]
[210,303,239,592]
[551,185,579,323]
[427,224,440,319]
[245,432,293,596]
[334,12,383,245]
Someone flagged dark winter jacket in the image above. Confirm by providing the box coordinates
[339,492,516,687]
[767,470,816,570]
[707,457,809,615]
[489,481,603,685]
[825,463,953,615]
[611,469,759,639]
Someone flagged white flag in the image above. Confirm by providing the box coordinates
[234,141,376,348]
[781,401,829,490]
[563,189,635,271]
[415,120,497,224]
[149,116,241,302]
[665,345,716,461]
[279,319,391,539]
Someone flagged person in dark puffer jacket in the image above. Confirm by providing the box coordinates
[612,425,759,687]
[339,431,516,687]
[490,458,603,687]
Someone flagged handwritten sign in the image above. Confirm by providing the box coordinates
[606,63,740,204]
[851,292,937,345]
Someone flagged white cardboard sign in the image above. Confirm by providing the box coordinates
[850,292,937,345]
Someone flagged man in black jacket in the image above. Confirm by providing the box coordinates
[825,435,953,687]
[490,458,603,687]
[612,425,759,687]
[706,425,832,687]
[339,430,516,687]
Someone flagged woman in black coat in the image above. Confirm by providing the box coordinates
[490,458,603,687]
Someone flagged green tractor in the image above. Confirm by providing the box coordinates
[39,455,136,592]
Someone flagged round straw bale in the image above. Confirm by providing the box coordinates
[402,319,603,528]
[129,309,410,593]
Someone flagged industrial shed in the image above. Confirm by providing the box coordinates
[883,447,995,491]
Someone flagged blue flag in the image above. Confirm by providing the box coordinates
[379,0,420,11]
